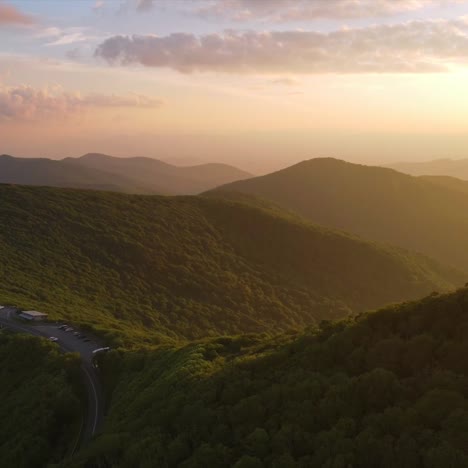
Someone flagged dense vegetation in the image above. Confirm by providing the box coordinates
[0,153,251,195]
[0,185,462,346]
[0,332,82,467]
[69,287,468,467]
[209,157,468,272]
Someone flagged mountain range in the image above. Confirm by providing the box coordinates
[2,158,468,468]
[388,158,468,180]
[0,184,462,347]
[208,157,468,273]
[0,153,252,195]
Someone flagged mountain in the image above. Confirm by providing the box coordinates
[388,158,468,180]
[0,154,133,192]
[0,184,462,347]
[421,175,468,195]
[0,153,252,195]
[71,286,468,468]
[208,157,468,272]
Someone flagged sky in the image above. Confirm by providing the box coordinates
[1,0,468,173]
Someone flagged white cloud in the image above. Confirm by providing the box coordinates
[36,27,102,47]
[95,19,468,74]
[0,83,163,120]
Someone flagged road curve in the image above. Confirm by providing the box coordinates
[0,307,105,453]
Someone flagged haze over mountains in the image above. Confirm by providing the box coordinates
[389,158,468,180]
[0,153,252,195]
[209,158,468,273]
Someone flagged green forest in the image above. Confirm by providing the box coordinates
[0,332,82,467]
[0,185,461,347]
[1,184,468,467]
[68,287,468,467]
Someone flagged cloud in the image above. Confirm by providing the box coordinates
[197,0,465,22]
[0,84,163,121]
[136,0,154,12]
[0,2,34,26]
[93,0,105,11]
[36,27,102,47]
[127,0,465,20]
[95,19,468,74]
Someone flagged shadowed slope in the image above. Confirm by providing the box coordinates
[209,158,468,272]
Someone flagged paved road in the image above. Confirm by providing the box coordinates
[0,307,105,452]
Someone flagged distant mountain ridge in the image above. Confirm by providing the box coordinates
[0,153,252,195]
[388,158,468,180]
[208,157,468,273]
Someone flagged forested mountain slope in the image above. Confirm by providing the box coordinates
[0,185,461,347]
[208,158,468,272]
[70,286,468,468]
[0,332,82,468]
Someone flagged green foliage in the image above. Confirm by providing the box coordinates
[70,287,468,467]
[0,332,82,467]
[208,157,468,272]
[0,185,462,347]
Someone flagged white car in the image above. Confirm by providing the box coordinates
[49,337,59,342]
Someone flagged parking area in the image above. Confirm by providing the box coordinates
[0,307,105,364]
[35,323,102,363]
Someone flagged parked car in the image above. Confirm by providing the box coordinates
[73,332,80,336]
[49,337,58,342]
[64,327,73,332]
[58,325,68,330]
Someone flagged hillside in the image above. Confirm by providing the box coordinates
[70,286,468,468]
[389,158,468,180]
[0,332,82,468]
[0,184,462,347]
[0,154,252,195]
[208,158,468,272]
[421,175,468,195]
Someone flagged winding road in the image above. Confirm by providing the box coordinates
[0,306,105,453]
